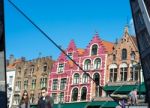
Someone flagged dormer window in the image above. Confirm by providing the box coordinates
[43,63,48,72]
[91,44,98,55]
[58,63,64,73]
[68,53,73,59]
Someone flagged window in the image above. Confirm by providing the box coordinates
[71,88,78,101]
[9,76,13,85]
[30,65,35,76]
[59,92,64,102]
[52,79,58,90]
[94,58,101,69]
[93,73,101,96]
[60,78,67,90]
[122,49,127,60]
[52,93,57,102]
[68,53,73,59]
[139,29,150,51]
[16,81,21,91]
[130,67,139,81]
[24,80,28,90]
[18,67,21,76]
[58,63,64,73]
[40,78,47,88]
[13,95,20,105]
[84,59,91,70]
[91,44,98,55]
[109,68,117,82]
[24,69,27,76]
[30,94,34,104]
[144,0,150,17]
[82,73,88,83]
[120,67,128,81]
[31,79,36,90]
[135,10,144,29]
[113,54,116,61]
[131,51,135,61]
[73,73,79,84]
[43,63,47,72]
[81,87,87,100]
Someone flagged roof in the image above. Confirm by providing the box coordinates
[130,36,138,47]
[101,40,114,53]
[77,48,85,56]
[7,60,22,70]
[67,60,74,67]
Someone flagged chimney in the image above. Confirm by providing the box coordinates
[9,54,15,64]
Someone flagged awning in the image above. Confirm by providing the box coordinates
[104,82,146,94]
[53,101,118,108]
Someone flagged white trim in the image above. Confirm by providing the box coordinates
[109,64,117,69]
[119,63,128,68]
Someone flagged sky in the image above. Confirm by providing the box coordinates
[4,0,135,60]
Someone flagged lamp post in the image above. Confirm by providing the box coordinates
[130,51,141,99]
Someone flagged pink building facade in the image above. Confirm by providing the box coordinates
[48,34,114,103]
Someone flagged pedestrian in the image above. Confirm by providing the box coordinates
[37,87,54,108]
[18,90,30,108]
[128,89,137,105]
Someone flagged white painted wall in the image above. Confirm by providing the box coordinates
[7,70,16,108]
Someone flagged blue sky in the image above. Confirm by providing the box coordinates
[4,0,134,60]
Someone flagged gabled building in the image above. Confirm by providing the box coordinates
[104,27,145,98]
[7,55,23,108]
[12,56,53,108]
[48,33,114,104]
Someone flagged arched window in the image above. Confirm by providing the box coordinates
[91,44,98,55]
[71,88,78,101]
[94,58,101,69]
[81,87,87,100]
[73,73,79,84]
[84,59,91,70]
[93,73,101,97]
[93,73,100,85]
[82,73,89,83]
[122,49,127,60]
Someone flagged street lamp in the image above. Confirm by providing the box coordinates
[130,51,141,99]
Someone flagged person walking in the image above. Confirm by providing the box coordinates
[37,87,53,108]
[19,90,30,108]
